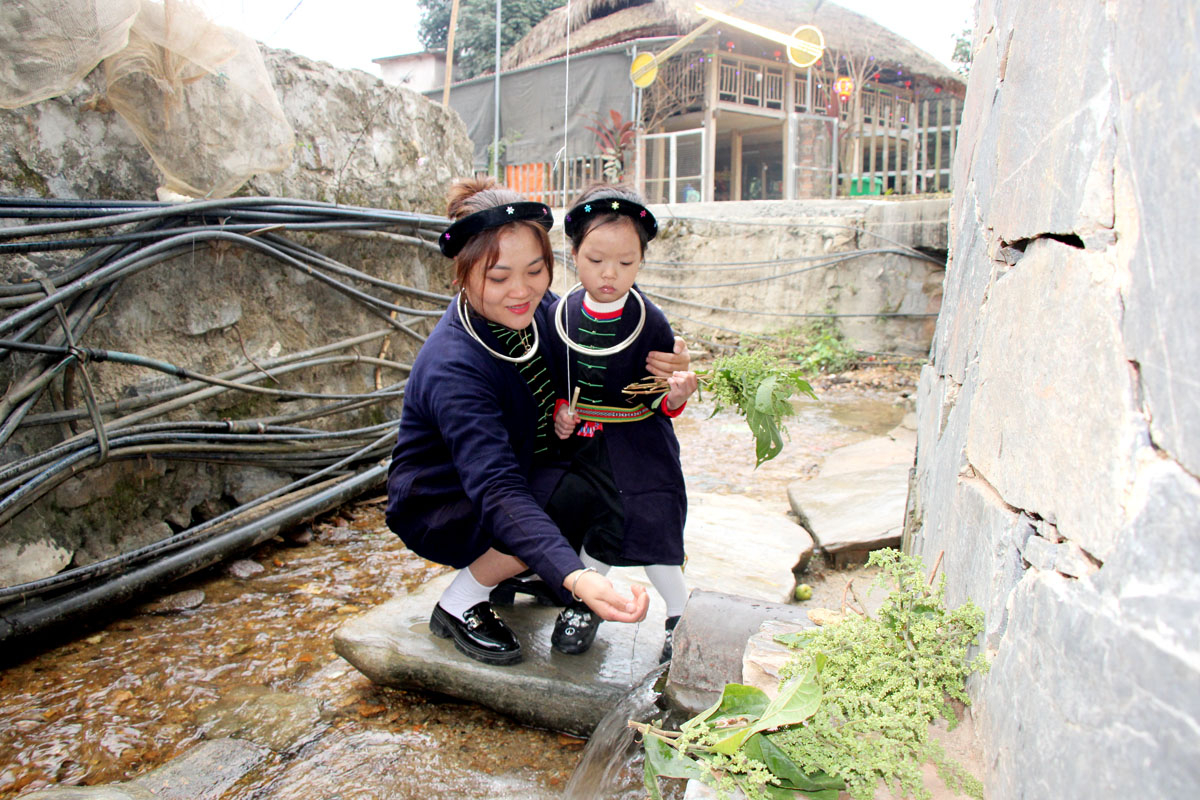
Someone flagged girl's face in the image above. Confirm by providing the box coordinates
[463,225,550,329]
[573,217,642,304]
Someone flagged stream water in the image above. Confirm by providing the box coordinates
[0,370,912,799]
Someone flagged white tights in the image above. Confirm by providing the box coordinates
[581,547,688,618]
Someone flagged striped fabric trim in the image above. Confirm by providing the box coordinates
[574,401,654,423]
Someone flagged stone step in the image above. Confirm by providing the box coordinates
[787,424,915,566]
[334,490,813,736]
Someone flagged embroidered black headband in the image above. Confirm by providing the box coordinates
[439,201,554,258]
[563,197,658,242]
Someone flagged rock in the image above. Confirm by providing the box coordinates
[742,619,808,699]
[15,787,155,800]
[139,589,205,615]
[224,467,293,507]
[127,737,268,800]
[788,464,907,563]
[1019,534,1058,572]
[334,489,819,734]
[226,559,265,579]
[966,241,1135,561]
[281,526,313,547]
[787,428,915,566]
[0,539,72,586]
[681,492,813,603]
[664,590,809,716]
[194,685,322,753]
[333,572,668,738]
[1117,0,1200,479]
[806,608,845,627]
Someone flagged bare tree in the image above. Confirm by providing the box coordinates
[638,48,707,134]
[819,35,883,192]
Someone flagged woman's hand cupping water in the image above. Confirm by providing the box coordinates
[564,568,650,623]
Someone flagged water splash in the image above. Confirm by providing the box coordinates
[564,662,683,800]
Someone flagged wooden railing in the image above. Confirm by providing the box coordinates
[502,156,606,206]
[717,55,787,110]
[836,97,961,195]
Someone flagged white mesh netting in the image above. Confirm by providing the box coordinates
[103,0,295,198]
[0,0,139,108]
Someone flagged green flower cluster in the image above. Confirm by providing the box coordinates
[638,550,987,800]
[774,550,988,800]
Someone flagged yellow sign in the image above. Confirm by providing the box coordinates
[630,52,659,88]
[787,25,824,68]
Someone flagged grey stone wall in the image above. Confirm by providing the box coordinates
[0,48,473,584]
[908,0,1200,796]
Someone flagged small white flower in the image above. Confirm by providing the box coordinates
[506,206,515,214]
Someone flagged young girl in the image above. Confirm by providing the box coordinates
[545,183,698,662]
[385,178,690,666]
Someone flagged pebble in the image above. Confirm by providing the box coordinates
[227,559,266,579]
[140,589,205,615]
[282,527,313,547]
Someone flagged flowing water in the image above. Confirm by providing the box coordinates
[0,369,912,799]
[561,663,682,800]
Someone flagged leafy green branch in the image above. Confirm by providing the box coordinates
[624,349,817,467]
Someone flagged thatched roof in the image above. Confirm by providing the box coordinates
[504,0,963,88]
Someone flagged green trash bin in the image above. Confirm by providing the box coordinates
[848,176,883,196]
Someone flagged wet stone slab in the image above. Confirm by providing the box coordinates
[335,490,811,736]
[788,424,916,565]
[333,571,669,738]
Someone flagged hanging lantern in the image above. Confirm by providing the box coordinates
[835,76,854,100]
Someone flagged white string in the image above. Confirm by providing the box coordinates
[563,0,571,210]
[562,0,573,401]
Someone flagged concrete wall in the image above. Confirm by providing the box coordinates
[0,48,473,585]
[552,196,948,357]
[908,0,1200,796]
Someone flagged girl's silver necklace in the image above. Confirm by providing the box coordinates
[553,282,645,357]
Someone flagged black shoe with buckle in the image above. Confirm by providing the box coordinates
[551,600,601,655]
[660,615,681,663]
[430,602,522,665]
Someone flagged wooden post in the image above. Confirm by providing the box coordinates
[634,134,646,199]
[868,105,878,192]
[908,101,917,194]
[441,0,461,108]
[921,99,931,193]
[935,99,944,191]
[949,98,959,191]
[732,129,743,201]
[703,55,718,202]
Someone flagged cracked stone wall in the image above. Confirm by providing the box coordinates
[907,0,1200,796]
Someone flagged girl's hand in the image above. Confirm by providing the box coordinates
[646,336,691,377]
[554,404,579,439]
[566,570,649,623]
[665,370,698,411]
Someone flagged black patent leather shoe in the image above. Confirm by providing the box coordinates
[430,602,522,665]
[551,601,601,655]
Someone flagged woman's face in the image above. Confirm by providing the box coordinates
[464,225,550,329]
